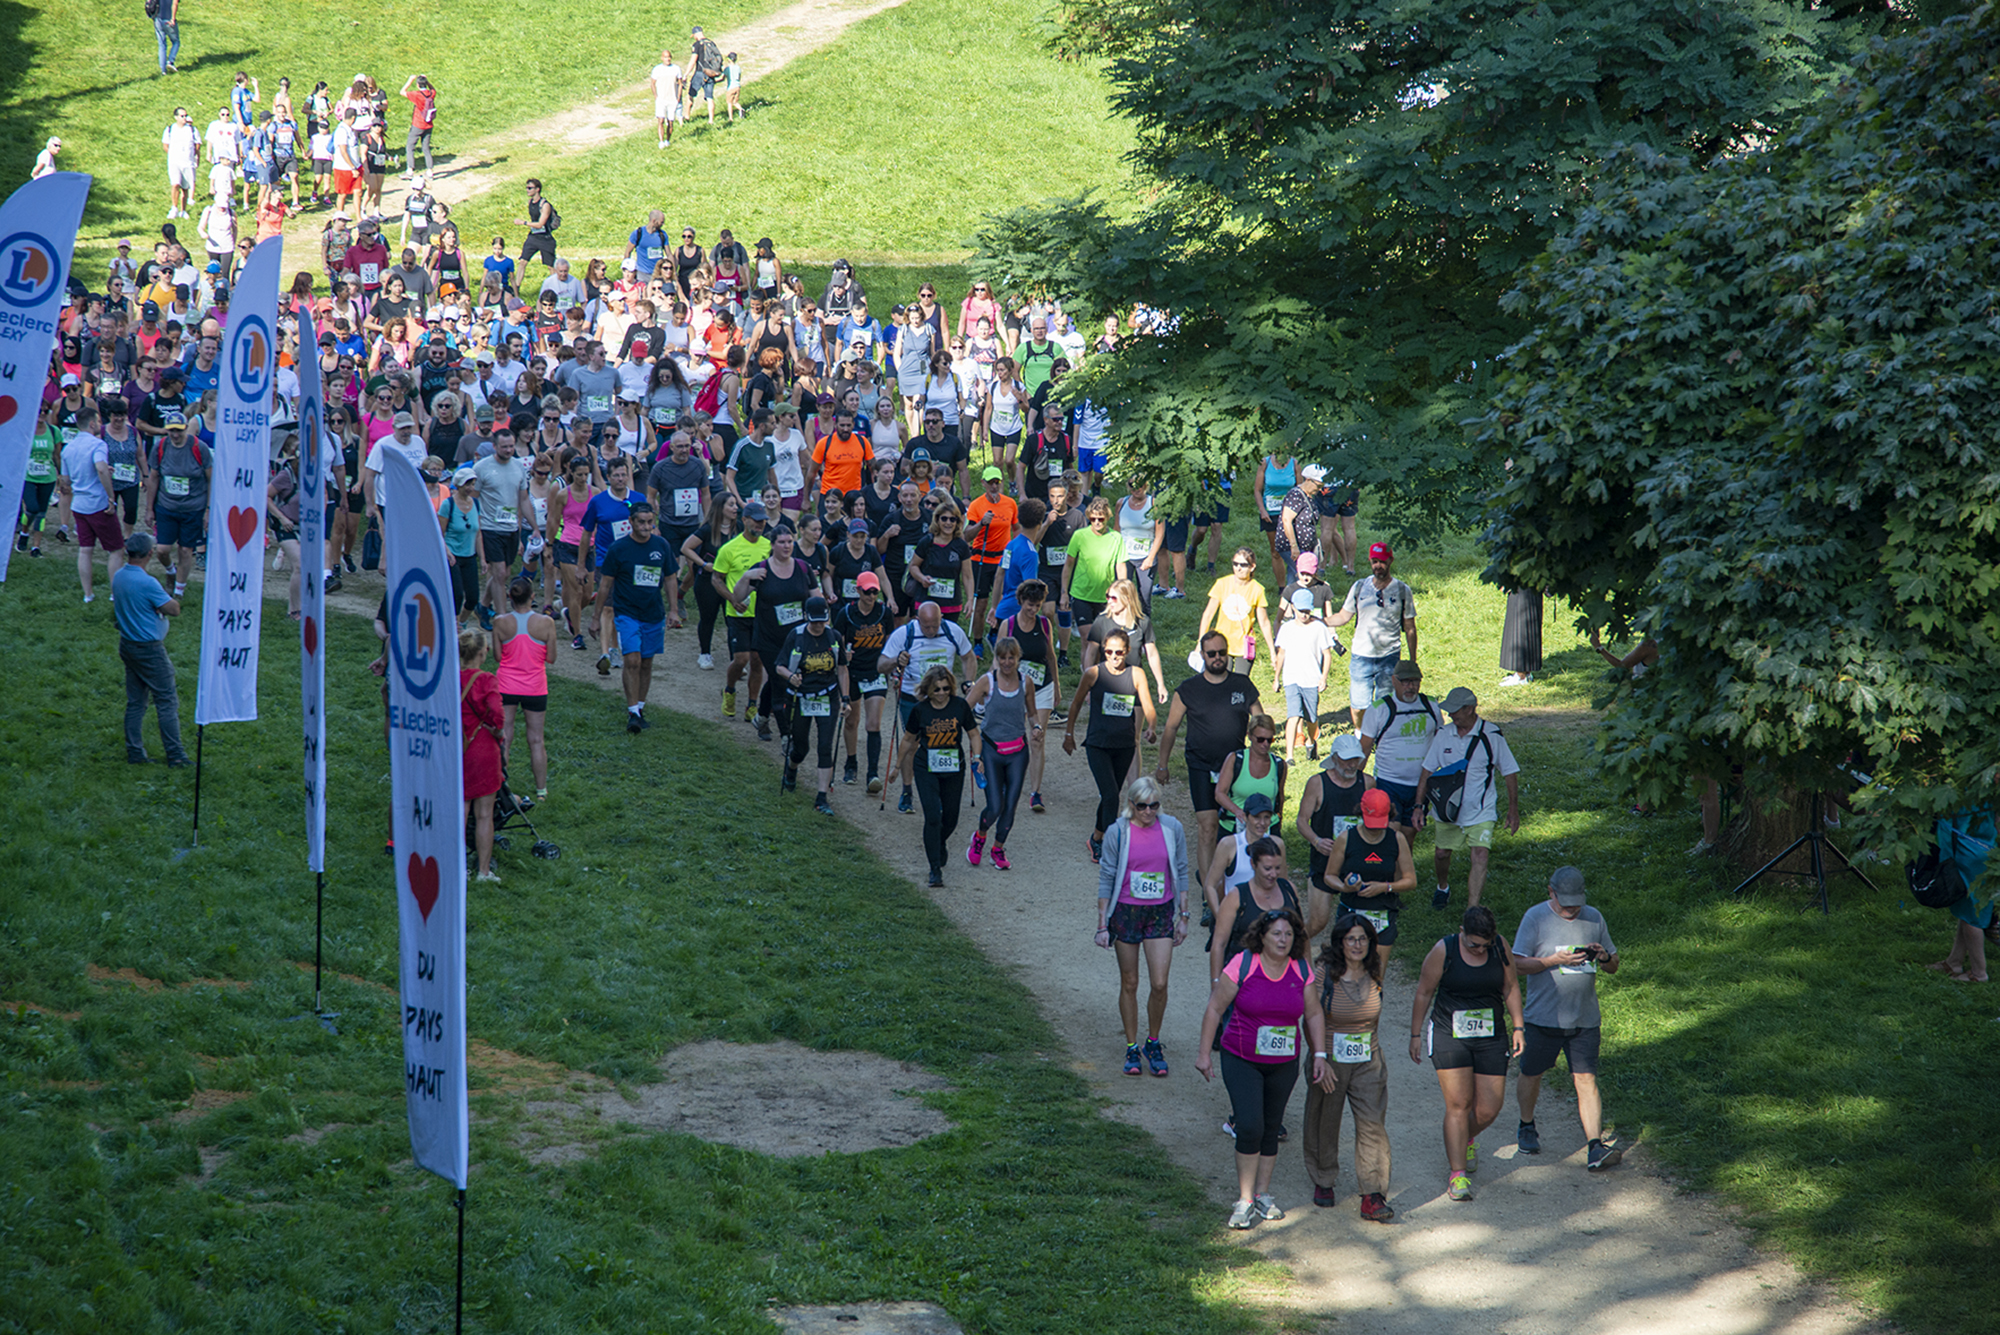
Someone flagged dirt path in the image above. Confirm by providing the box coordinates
[280,0,911,256]
[300,563,1886,1334]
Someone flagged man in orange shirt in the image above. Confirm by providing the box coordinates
[964,465,1019,644]
[807,408,871,497]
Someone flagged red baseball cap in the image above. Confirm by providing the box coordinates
[1368,542,1393,562]
[1360,788,1392,828]
[856,571,880,591]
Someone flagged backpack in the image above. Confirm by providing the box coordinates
[544,202,561,233]
[1225,748,1288,827]
[1428,723,1498,824]
[692,370,725,418]
[1907,842,1967,911]
[1370,691,1440,744]
[145,0,161,15]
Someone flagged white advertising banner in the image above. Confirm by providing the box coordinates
[195,235,281,725]
[382,449,468,1189]
[296,310,327,872]
[0,173,91,585]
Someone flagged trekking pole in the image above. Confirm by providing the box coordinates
[882,694,901,812]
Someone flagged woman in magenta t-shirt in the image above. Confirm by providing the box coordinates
[1196,906,1330,1230]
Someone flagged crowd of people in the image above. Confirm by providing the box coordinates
[25,51,1621,1224]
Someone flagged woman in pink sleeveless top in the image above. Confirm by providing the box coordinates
[1196,906,1329,1230]
[493,574,559,799]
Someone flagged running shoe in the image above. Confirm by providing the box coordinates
[627,711,643,734]
[343,554,357,573]
[990,847,1010,870]
[571,635,586,651]
[1586,1139,1623,1171]
[781,765,797,792]
[967,831,986,866]
[13,532,24,552]
[755,716,772,742]
[478,604,494,631]
[1088,831,1103,863]
[698,653,715,670]
[843,757,858,785]
[927,868,943,888]
[476,871,502,884]
[1143,1037,1168,1077]
[898,790,913,814]
[28,545,39,557]
[1465,1142,1477,1174]
[1312,1185,1337,1208]
[1228,1200,1257,1229]
[1253,1194,1285,1221]
[1447,1174,1473,1202]
[1222,1118,1236,1138]
[1432,885,1450,910]
[637,710,651,729]
[1359,1193,1394,1223]
[1123,1043,1143,1076]
[814,793,834,816]
[597,652,612,677]
[1517,1121,1541,1155]
[868,774,883,795]
[1057,649,1071,669]
[1030,791,1045,813]
[722,691,736,719]
[325,574,343,594]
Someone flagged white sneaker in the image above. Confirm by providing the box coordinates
[698,653,714,670]
[1228,1200,1257,1229]
[1254,1193,1286,1221]
[1499,672,1533,687]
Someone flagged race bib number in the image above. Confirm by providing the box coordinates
[1102,693,1134,718]
[1358,908,1389,936]
[1451,1009,1496,1040]
[164,475,190,498]
[585,395,611,416]
[1023,660,1046,685]
[112,462,137,485]
[1264,494,1283,515]
[927,749,961,773]
[673,487,700,518]
[1558,959,1599,976]
[858,675,886,694]
[634,564,662,588]
[1332,1031,1373,1064]
[359,261,380,285]
[902,543,918,566]
[774,601,805,626]
[1254,1025,1298,1058]
[799,692,831,717]
[651,406,676,425]
[1125,536,1150,560]
[1043,457,1061,478]
[1129,871,1167,901]
[1330,815,1358,839]
[930,577,955,601]
[495,505,517,527]
[611,518,632,540]
[842,578,860,599]
[1046,548,1066,566]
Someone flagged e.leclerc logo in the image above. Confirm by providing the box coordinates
[228,314,274,403]
[391,568,448,700]
[0,232,60,309]
[298,398,322,500]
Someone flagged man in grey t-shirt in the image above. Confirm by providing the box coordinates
[569,341,621,433]
[1511,866,1622,1171]
[472,428,530,625]
[1329,540,1417,729]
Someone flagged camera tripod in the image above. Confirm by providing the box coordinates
[1731,790,1879,915]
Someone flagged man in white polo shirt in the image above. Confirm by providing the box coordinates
[1413,686,1520,910]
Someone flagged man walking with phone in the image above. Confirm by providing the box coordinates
[1512,867,1623,1172]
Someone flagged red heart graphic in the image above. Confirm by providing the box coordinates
[0,396,16,426]
[227,506,259,551]
[407,854,440,922]
[302,616,318,658]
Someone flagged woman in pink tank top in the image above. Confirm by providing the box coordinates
[493,574,559,798]
[549,455,595,652]
[1196,906,1328,1230]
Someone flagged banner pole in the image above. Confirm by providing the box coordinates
[455,1188,466,1335]
[192,724,204,846]
[313,870,325,1013]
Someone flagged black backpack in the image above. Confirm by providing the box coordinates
[145,0,162,16]
[1428,723,1498,824]
[1907,842,1968,910]
[544,202,562,233]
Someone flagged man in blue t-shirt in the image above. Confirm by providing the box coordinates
[111,532,190,766]
[990,497,1048,631]
[595,501,672,732]
[624,209,670,281]
[580,455,639,672]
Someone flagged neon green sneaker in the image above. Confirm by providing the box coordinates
[1447,1173,1473,1202]
[722,690,736,719]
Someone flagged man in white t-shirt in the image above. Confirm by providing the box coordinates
[881,602,978,812]
[1273,587,1334,765]
[204,108,240,202]
[57,403,126,603]
[1357,658,1440,839]
[650,49,683,148]
[162,107,201,220]
[1329,540,1418,730]
[1413,686,1520,911]
[363,411,428,530]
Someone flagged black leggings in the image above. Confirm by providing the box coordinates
[447,553,479,616]
[1085,742,1134,835]
[913,762,966,872]
[979,738,1028,845]
[756,648,782,719]
[787,696,839,771]
[693,574,723,654]
[1220,1049,1300,1157]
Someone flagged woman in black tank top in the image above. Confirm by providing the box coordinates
[1322,805,1414,965]
[1301,753,1370,891]
[752,308,793,373]
[1062,629,1157,857]
[1406,906,1523,1201]
[1208,836,1300,966]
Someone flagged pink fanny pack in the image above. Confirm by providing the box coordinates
[993,736,1026,755]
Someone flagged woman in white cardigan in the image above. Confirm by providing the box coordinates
[1094,775,1194,1079]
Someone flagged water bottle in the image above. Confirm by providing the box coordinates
[1245,631,1257,664]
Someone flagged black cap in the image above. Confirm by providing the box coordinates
[157,365,186,384]
[805,595,830,621]
[142,299,160,317]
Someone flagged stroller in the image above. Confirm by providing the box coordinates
[471,766,561,862]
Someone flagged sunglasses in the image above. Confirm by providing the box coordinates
[1251,734,1275,744]
[1133,801,1160,811]
[1231,559,1252,568]
[934,517,959,526]
[1203,649,1228,658]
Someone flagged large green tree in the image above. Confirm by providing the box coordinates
[973,0,1884,527]
[1476,6,2000,849]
